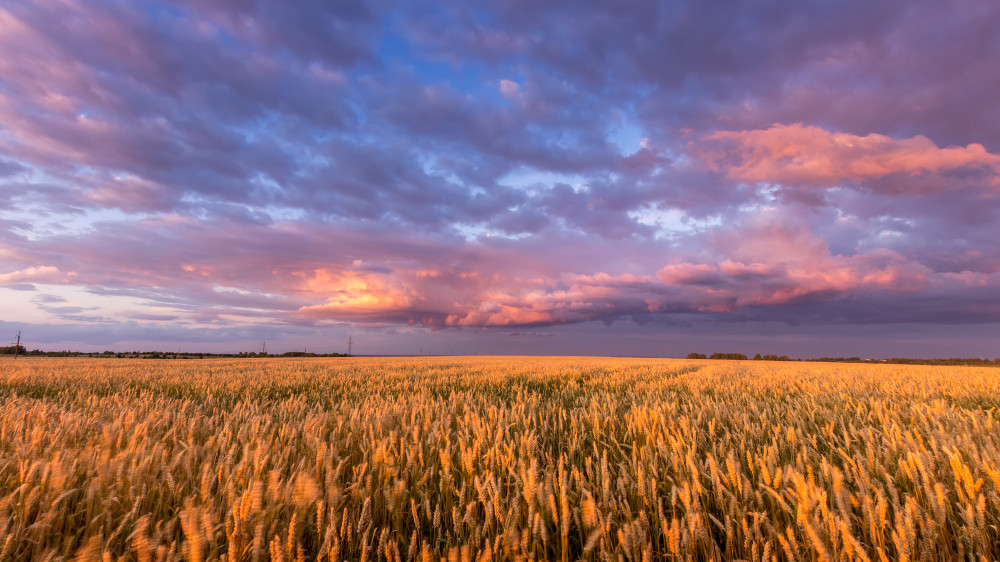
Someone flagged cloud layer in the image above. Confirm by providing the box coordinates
[1,0,999,353]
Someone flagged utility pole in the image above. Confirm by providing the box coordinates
[347,336,352,356]
[261,341,266,356]
[13,331,20,360]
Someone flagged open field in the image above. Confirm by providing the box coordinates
[1,357,998,561]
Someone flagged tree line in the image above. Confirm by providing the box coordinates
[686,352,1000,366]
[0,348,349,359]
[685,352,787,361]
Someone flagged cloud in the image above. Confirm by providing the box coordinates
[31,293,67,304]
[653,216,935,312]
[696,123,1000,192]
[3,189,997,333]
[657,263,724,286]
[297,268,424,323]
[0,266,71,284]
[1,0,999,355]
[0,158,26,177]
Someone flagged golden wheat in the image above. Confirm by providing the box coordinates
[0,356,998,560]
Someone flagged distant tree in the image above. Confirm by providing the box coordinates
[753,353,762,360]
[686,353,707,359]
[710,352,748,360]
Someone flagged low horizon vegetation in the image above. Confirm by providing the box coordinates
[3,346,1000,366]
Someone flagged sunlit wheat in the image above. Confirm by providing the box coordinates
[0,356,998,560]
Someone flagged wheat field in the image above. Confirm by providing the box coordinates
[0,356,998,561]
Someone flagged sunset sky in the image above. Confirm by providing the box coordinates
[2,0,999,357]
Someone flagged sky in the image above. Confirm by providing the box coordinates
[1,0,999,357]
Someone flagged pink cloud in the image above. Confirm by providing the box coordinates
[656,219,932,310]
[656,263,721,285]
[717,260,777,278]
[6,205,967,330]
[939,270,1000,288]
[446,302,556,328]
[0,265,75,284]
[4,202,997,332]
[296,268,421,322]
[499,79,521,97]
[295,262,658,329]
[696,123,1000,191]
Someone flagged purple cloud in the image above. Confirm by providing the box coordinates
[1,0,999,355]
